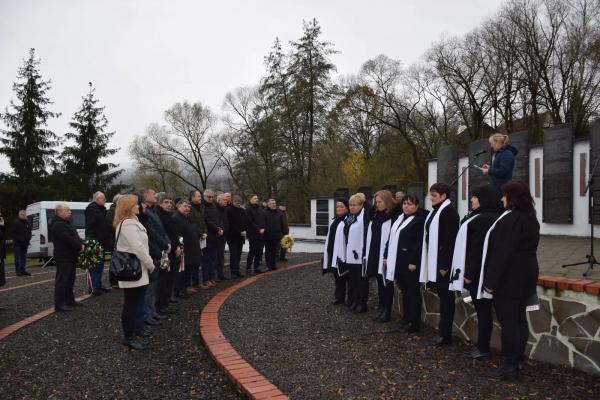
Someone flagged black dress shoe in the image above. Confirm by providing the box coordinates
[271,266,278,270]
[233,273,244,278]
[158,307,177,315]
[377,310,391,323]
[91,289,103,296]
[123,336,145,350]
[135,329,150,338]
[144,318,162,326]
[353,305,368,313]
[99,287,112,292]
[489,364,519,380]
[373,308,385,321]
[21,271,31,276]
[465,348,490,359]
[345,299,353,306]
[55,305,74,312]
[430,335,451,347]
[332,299,344,305]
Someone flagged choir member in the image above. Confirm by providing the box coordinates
[419,183,460,346]
[481,180,539,380]
[322,199,350,305]
[343,194,368,313]
[448,184,501,359]
[383,194,427,333]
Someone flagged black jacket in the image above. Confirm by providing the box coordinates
[227,206,248,242]
[393,209,428,276]
[105,204,116,251]
[264,208,288,240]
[0,224,6,260]
[483,210,539,298]
[203,202,223,243]
[50,217,83,264]
[462,209,501,289]
[156,207,180,248]
[424,202,460,282]
[173,211,202,267]
[365,210,393,277]
[218,205,230,238]
[10,218,32,247]
[245,204,266,238]
[85,202,112,249]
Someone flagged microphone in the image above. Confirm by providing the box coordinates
[474,149,487,156]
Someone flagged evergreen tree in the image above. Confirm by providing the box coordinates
[61,82,122,198]
[1,48,60,180]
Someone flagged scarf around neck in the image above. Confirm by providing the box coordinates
[419,199,451,283]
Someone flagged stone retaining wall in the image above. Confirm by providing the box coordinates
[393,275,600,375]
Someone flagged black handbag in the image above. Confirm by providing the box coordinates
[110,219,143,281]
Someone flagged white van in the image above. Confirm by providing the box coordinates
[26,201,111,260]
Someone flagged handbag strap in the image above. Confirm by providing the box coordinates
[115,219,128,248]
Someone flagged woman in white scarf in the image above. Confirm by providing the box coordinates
[322,199,350,305]
[343,194,367,313]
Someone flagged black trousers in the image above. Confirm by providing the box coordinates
[216,237,226,277]
[264,236,280,270]
[468,287,493,352]
[246,236,264,272]
[156,259,176,311]
[122,285,146,338]
[494,295,529,366]
[397,270,422,327]
[54,260,76,308]
[376,275,394,310]
[228,237,244,275]
[0,257,6,287]
[348,264,368,307]
[333,269,349,302]
[279,246,287,261]
[435,280,455,340]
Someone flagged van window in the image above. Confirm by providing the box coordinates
[28,213,40,230]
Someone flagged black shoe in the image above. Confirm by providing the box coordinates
[465,347,490,359]
[218,275,230,280]
[489,364,519,380]
[55,305,74,312]
[344,299,353,307]
[377,309,391,323]
[279,258,289,262]
[122,336,145,350]
[153,313,168,320]
[134,329,150,338]
[398,323,419,334]
[91,289,103,296]
[430,335,451,347]
[157,307,177,315]
[99,287,112,292]
[174,292,189,299]
[332,299,344,305]
[373,307,385,321]
[353,305,367,314]
[21,271,31,276]
[145,318,162,326]
[169,299,179,304]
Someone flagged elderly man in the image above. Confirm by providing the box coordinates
[264,199,288,271]
[9,210,32,276]
[245,194,266,275]
[202,189,223,286]
[395,191,405,204]
[85,191,112,295]
[51,203,84,312]
[189,190,207,287]
[215,194,230,280]
[227,196,248,278]
[173,199,203,297]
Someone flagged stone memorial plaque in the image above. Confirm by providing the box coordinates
[437,144,458,205]
[468,138,491,195]
[382,184,398,194]
[357,186,373,203]
[333,188,349,200]
[590,120,600,224]
[407,182,424,205]
[543,124,573,223]
[509,130,530,183]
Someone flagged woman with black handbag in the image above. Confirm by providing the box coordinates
[112,194,155,350]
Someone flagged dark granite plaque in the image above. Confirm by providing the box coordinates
[509,130,530,183]
[407,182,424,205]
[589,120,600,224]
[382,184,398,195]
[437,145,458,205]
[333,188,349,200]
[357,186,373,203]
[468,138,491,195]
[543,124,573,223]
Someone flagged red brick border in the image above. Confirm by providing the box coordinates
[0,293,92,341]
[199,260,319,400]
[537,274,600,295]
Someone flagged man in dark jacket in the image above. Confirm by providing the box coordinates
[245,195,266,275]
[156,193,182,312]
[173,199,203,297]
[202,189,223,285]
[216,194,230,280]
[226,196,248,278]
[50,204,84,312]
[189,190,207,287]
[9,210,32,276]
[85,192,112,294]
[264,199,288,271]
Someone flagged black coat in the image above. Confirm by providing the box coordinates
[393,209,428,275]
[156,207,180,248]
[483,210,539,298]
[365,210,392,277]
[245,204,266,238]
[10,218,32,247]
[462,209,501,289]
[173,211,202,267]
[264,208,288,240]
[50,217,83,264]
[425,203,460,282]
[227,206,248,242]
[0,224,6,260]
[203,202,223,243]
[218,205,230,238]
[85,202,112,249]
[105,204,116,251]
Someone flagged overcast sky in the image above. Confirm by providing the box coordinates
[0,0,506,174]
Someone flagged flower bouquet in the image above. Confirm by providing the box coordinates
[280,234,294,252]
[77,238,103,270]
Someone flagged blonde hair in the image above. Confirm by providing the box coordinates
[374,190,396,211]
[349,193,365,206]
[113,194,139,228]
[489,133,509,146]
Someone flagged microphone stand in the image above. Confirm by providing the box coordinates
[562,156,600,277]
[450,154,486,188]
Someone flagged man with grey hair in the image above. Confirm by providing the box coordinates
[202,189,223,285]
[85,191,111,295]
[216,194,230,280]
[51,203,84,311]
[395,191,405,203]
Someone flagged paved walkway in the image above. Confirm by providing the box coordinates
[538,235,600,279]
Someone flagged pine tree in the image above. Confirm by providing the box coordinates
[1,48,60,180]
[61,82,122,198]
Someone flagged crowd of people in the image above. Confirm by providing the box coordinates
[322,133,537,381]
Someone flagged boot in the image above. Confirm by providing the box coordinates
[377,307,392,323]
[122,336,145,350]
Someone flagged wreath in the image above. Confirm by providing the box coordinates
[77,238,104,270]
[280,234,294,251]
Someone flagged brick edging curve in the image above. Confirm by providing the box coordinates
[199,260,319,400]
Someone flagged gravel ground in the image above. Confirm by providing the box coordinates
[220,263,600,400]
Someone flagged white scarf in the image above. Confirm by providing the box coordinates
[344,208,364,265]
[371,219,392,279]
[477,210,512,299]
[448,214,480,291]
[322,219,345,270]
[419,199,451,283]
[384,214,416,282]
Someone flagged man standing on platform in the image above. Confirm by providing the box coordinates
[51,203,84,312]
[9,210,31,276]
[85,192,112,295]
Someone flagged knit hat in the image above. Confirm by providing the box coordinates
[471,184,501,211]
[335,197,349,211]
